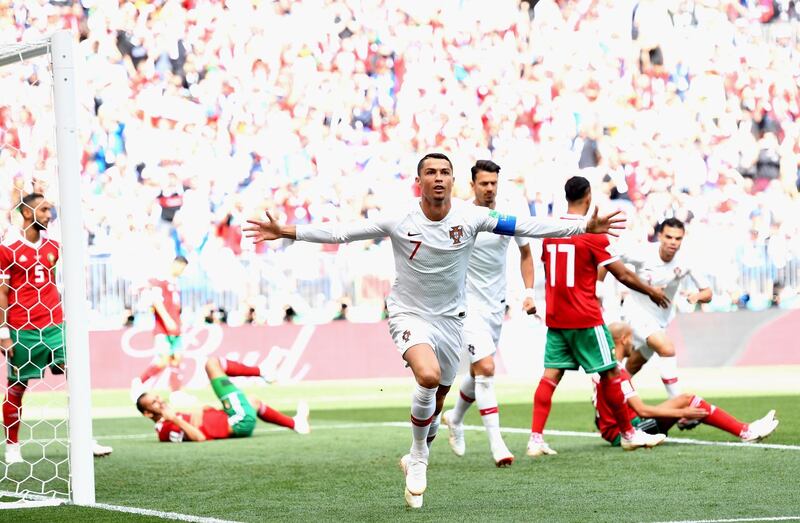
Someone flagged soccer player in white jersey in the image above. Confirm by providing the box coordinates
[604,217,712,399]
[244,153,625,508]
[442,160,537,467]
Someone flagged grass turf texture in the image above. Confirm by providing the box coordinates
[2,394,798,522]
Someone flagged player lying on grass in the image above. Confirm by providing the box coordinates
[136,356,309,442]
[592,322,779,446]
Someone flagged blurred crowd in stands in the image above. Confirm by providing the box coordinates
[1,0,800,327]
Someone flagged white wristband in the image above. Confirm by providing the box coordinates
[0,327,10,340]
[522,288,536,300]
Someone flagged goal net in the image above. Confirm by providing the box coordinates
[0,32,95,507]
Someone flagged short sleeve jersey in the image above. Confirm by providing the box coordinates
[155,408,230,442]
[542,217,618,329]
[0,237,63,330]
[623,243,711,325]
[149,278,181,336]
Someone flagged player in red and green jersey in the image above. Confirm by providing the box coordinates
[527,177,672,457]
[0,193,112,464]
[593,323,779,445]
[131,256,189,397]
[136,356,310,442]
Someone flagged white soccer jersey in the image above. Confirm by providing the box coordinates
[296,199,585,318]
[466,203,530,314]
[622,243,711,326]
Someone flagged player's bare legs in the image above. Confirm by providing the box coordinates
[625,349,647,375]
[527,367,563,457]
[641,331,681,398]
[400,344,441,498]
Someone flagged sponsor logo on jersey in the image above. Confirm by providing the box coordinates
[19,255,27,263]
[673,267,683,277]
[467,344,475,355]
[402,329,411,342]
[407,232,421,237]
[449,225,464,245]
[47,253,55,265]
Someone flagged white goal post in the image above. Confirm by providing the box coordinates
[0,30,95,506]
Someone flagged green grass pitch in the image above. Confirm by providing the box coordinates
[3,393,799,522]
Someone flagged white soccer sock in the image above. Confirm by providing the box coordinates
[410,383,437,457]
[474,375,502,447]
[659,356,681,398]
[451,374,475,425]
[426,412,441,450]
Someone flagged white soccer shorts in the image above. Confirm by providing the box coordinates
[625,308,666,361]
[388,312,464,387]
[462,308,503,364]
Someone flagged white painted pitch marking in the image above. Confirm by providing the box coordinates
[650,517,800,523]
[90,502,241,523]
[77,421,800,451]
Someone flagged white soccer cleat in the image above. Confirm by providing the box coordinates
[441,410,465,457]
[526,435,558,457]
[491,441,514,467]
[621,429,667,451]
[92,440,113,458]
[741,410,779,443]
[400,453,428,496]
[404,488,423,509]
[4,443,23,465]
[293,401,310,435]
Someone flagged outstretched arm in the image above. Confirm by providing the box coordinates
[244,211,389,244]
[605,259,670,308]
[485,208,626,239]
[626,395,707,420]
[244,211,297,241]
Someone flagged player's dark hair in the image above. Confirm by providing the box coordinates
[18,192,44,212]
[416,152,453,177]
[174,255,189,265]
[564,176,591,202]
[659,217,685,232]
[135,393,148,414]
[471,160,501,181]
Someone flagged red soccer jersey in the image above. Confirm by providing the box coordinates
[592,367,638,443]
[0,237,63,329]
[541,219,618,329]
[149,278,181,336]
[155,408,230,442]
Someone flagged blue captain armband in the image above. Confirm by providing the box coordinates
[490,210,516,236]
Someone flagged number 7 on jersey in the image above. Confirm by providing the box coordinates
[545,244,575,287]
[409,240,422,260]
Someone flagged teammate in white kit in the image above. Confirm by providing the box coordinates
[442,160,536,468]
[603,218,711,399]
[244,153,624,508]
